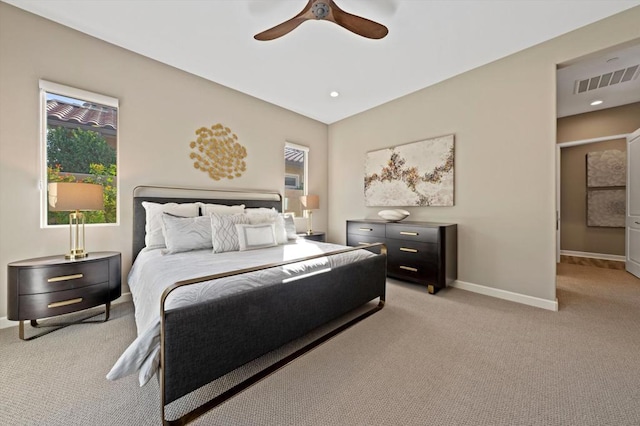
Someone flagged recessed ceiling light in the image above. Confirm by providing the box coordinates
[590,100,603,106]
[330,91,339,98]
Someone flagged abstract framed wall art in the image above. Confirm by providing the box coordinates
[586,149,625,187]
[364,134,454,206]
[587,189,625,228]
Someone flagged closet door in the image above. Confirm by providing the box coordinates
[627,128,640,278]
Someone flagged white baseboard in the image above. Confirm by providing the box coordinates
[450,280,559,312]
[0,292,132,330]
[560,250,625,262]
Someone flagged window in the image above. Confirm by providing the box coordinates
[40,80,118,226]
[284,143,308,217]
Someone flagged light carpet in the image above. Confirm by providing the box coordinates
[1,263,639,425]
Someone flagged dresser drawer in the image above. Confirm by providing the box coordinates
[387,262,438,286]
[386,239,437,264]
[17,282,110,320]
[386,223,439,243]
[18,260,109,295]
[346,234,385,254]
[347,222,386,238]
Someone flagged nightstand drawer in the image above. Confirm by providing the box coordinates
[347,222,386,238]
[17,282,110,320]
[385,224,438,243]
[18,261,109,295]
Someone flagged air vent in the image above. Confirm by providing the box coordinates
[574,65,639,94]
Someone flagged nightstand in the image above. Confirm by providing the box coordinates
[7,251,121,340]
[297,232,326,242]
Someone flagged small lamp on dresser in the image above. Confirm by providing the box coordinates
[299,194,319,235]
[48,182,104,259]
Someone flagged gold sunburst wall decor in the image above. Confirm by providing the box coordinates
[189,124,247,181]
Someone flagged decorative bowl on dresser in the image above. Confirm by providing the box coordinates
[347,220,457,294]
[7,251,121,340]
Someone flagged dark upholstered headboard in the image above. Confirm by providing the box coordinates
[132,186,282,263]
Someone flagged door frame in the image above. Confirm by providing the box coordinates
[556,133,630,263]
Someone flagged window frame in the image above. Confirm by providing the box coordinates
[39,80,120,228]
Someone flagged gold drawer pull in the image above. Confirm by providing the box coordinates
[47,273,83,283]
[400,247,418,253]
[399,265,418,272]
[48,298,83,308]
[359,228,373,232]
[400,231,418,236]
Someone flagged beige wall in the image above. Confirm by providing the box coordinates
[0,3,328,319]
[328,7,640,302]
[558,102,640,143]
[558,102,640,256]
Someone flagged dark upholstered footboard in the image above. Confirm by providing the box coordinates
[161,250,386,422]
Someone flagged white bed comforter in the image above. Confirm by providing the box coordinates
[106,240,374,386]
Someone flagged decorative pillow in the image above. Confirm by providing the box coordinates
[142,202,200,249]
[281,213,297,240]
[245,208,287,244]
[235,223,278,251]
[210,212,249,253]
[201,203,245,217]
[161,214,212,254]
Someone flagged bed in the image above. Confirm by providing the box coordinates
[108,186,387,425]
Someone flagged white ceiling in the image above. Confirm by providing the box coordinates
[4,0,640,124]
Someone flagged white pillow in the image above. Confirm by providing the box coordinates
[210,212,249,253]
[235,223,278,251]
[201,203,245,216]
[161,214,212,254]
[142,202,199,249]
[281,213,297,240]
[245,208,287,244]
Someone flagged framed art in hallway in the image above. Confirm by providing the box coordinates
[587,189,625,227]
[364,134,454,206]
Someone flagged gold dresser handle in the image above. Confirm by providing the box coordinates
[399,266,418,272]
[400,231,418,236]
[48,298,83,308]
[400,247,418,253]
[359,228,373,232]
[47,273,83,283]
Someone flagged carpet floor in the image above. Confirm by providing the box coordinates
[1,263,639,425]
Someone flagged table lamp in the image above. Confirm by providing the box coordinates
[299,194,319,235]
[48,182,104,259]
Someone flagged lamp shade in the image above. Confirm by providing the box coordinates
[299,194,319,210]
[48,182,104,212]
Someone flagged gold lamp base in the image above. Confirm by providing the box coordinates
[66,210,88,260]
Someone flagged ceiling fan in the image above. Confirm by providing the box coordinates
[254,0,389,41]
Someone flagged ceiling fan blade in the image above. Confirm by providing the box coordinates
[254,17,308,41]
[328,0,388,39]
[254,1,314,41]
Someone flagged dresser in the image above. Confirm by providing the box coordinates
[7,251,121,340]
[347,220,457,294]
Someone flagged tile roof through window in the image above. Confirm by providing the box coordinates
[46,100,117,130]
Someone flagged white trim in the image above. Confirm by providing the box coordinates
[557,133,629,148]
[556,132,631,266]
[450,280,559,311]
[39,80,118,107]
[0,292,132,330]
[560,250,625,262]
